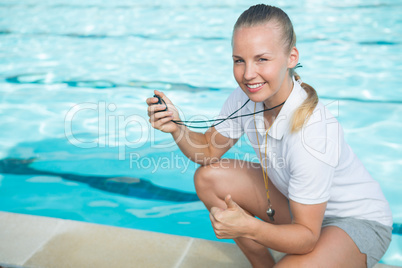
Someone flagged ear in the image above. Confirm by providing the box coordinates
[287,46,299,69]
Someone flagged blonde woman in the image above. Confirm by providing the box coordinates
[146,4,392,267]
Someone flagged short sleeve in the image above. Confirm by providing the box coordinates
[214,87,246,139]
[286,104,341,204]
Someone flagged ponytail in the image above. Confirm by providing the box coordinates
[291,72,319,133]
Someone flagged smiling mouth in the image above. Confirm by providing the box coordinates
[245,82,266,92]
[246,82,265,89]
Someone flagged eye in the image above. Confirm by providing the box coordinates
[234,59,244,64]
[258,58,268,62]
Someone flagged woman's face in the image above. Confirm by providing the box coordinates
[232,22,298,105]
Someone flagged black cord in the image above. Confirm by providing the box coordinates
[172,99,250,128]
[159,97,285,129]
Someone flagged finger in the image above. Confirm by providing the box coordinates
[149,109,173,120]
[209,212,216,224]
[154,89,164,97]
[209,213,221,232]
[154,110,173,120]
[210,206,223,216]
[158,115,174,124]
[154,90,173,105]
[210,207,224,221]
[225,194,238,209]
[149,109,173,121]
[146,97,158,106]
[147,104,168,115]
[150,114,173,128]
[153,90,166,103]
[209,216,221,239]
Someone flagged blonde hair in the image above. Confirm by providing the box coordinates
[234,4,318,132]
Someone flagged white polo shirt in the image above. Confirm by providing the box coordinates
[215,79,393,226]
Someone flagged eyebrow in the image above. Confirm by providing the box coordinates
[232,52,273,58]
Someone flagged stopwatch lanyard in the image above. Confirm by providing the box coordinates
[253,102,276,222]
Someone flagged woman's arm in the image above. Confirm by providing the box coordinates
[248,200,326,254]
[147,90,238,166]
[210,196,326,254]
[172,125,238,165]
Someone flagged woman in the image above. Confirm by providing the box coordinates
[146,4,392,267]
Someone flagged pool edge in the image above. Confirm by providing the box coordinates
[0,211,399,268]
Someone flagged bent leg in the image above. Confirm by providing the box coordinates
[194,159,291,223]
[194,159,291,267]
[275,226,366,268]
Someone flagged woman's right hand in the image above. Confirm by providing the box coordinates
[146,90,181,134]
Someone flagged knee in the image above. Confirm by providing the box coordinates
[194,163,218,192]
[194,162,227,198]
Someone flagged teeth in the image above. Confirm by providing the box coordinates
[247,83,264,89]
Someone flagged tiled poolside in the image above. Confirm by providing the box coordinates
[0,212,399,268]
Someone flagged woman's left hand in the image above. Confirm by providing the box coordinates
[209,195,253,239]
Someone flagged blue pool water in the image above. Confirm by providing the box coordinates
[0,0,401,265]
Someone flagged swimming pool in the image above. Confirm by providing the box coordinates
[0,0,401,265]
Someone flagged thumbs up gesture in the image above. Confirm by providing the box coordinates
[209,195,252,239]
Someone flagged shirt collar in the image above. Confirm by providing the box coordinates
[245,76,307,140]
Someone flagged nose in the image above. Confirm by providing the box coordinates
[243,63,257,81]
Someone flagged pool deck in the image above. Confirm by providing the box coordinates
[0,212,399,268]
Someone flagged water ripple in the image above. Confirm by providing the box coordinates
[1,2,401,9]
[3,73,402,104]
[393,223,402,236]
[0,30,228,41]
[3,73,222,91]
[0,30,399,45]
